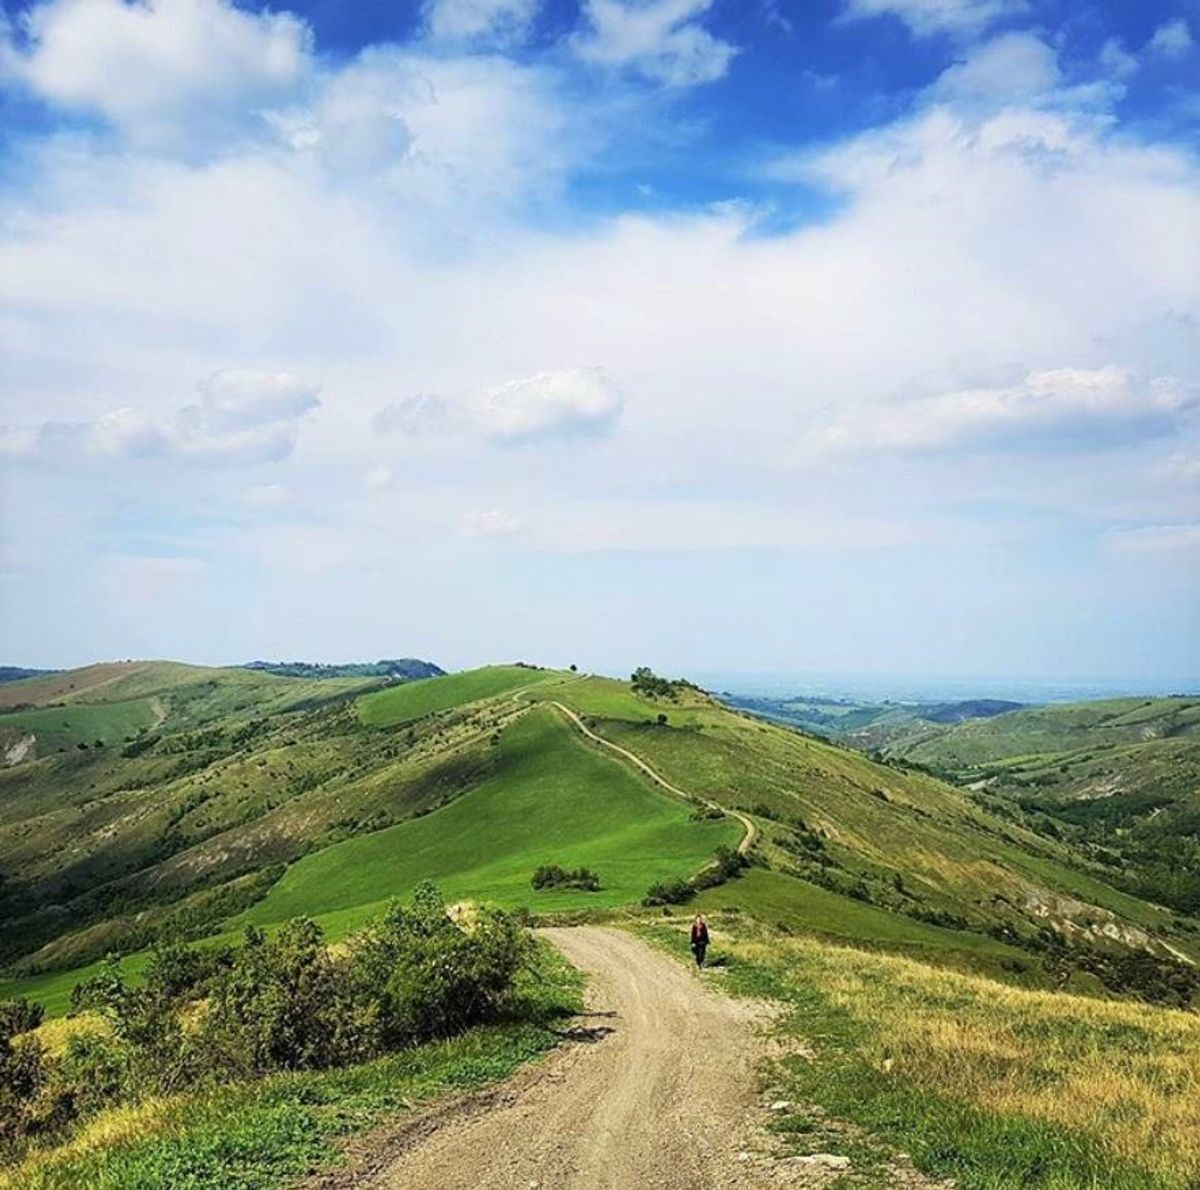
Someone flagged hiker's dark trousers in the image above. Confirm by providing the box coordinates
[693,943,707,968]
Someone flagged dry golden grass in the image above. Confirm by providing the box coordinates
[28,1012,109,1057]
[0,1097,178,1189]
[734,930,1200,1182]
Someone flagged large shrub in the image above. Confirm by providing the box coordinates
[348,882,530,1047]
[202,919,366,1077]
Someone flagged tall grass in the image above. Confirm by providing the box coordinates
[655,916,1200,1187]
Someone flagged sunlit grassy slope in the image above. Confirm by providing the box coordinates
[662,914,1200,1188]
[541,676,1197,964]
[0,698,160,751]
[358,665,560,726]
[241,705,738,928]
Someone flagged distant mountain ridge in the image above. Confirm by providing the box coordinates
[241,658,445,681]
[0,666,57,685]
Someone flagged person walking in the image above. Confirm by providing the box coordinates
[690,914,710,969]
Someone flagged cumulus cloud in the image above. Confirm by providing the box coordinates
[1148,19,1193,61]
[3,0,312,152]
[572,0,737,87]
[375,367,622,445]
[932,31,1061,103]
[6,369,320,465]
[425,0,538,42]
[813,369,1197,458]
[842,0,1026,38]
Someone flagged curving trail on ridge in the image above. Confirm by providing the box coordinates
[546,699,758,856]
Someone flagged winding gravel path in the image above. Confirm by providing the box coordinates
[345,927,781,1190]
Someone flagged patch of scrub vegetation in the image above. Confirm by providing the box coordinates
[240,708,740,930]
[1,885,580,1188]
[531,865,601,892]
[357,664,560,727]
[650,914,1200,1188]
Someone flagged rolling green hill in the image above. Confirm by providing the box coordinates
[241,707,738,928]
[1,662,1197,1024]
[874,696,1200,918]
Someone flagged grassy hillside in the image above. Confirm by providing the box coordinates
[358,664,557,726]
[871,695,1200,921]
[241,707,739,928]
[893,696,1200,774]
[651,913,1200,1188]
[2,661,1197,1023]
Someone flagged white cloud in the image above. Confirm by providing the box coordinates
[461,508,522,535]
[375,367,623,445]
[1148,19,1193,61]
[363,465,393,490]
[932,30,1060,103]
[269,48,582,211]
[813,369,1197,457]
[1108,524,1200,554]
[842,0,1026,38]
[4,0,312,152]
[86,406,170,457]
[10,369,320,465]
[572,0,737,86]
[186,370,319,432]
[425,0,537,41]
[1098,38,1139,82]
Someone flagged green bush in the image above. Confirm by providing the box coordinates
[2,884,533,1164]
[642,878,695,907]
[531,864,601,892]
[0,999,43,1038]
[348,883,530,1047]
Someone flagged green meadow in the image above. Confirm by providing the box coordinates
[0,699,160,751]
[357,665,559,726]
[241,706,739,926]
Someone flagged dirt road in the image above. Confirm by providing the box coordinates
[346,926,782,1189]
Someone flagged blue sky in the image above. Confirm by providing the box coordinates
[0,0,1197,684]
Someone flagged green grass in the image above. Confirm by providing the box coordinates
[648,917,1197,1187]
[526,675,709,726]
[0,699,160,751]
[242,707,739,928]
[8,942,583,1190]
[357,665,560,727]
[693,868,1040,978]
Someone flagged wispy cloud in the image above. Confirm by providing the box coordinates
[810,369,1197,458]
[1108,524,1200,554]
[1147,19,1193,61]
[572,0,737,86]
[841,0,1027,39]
